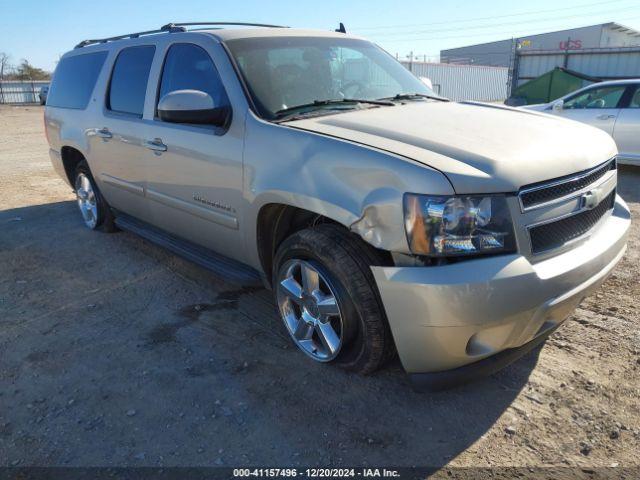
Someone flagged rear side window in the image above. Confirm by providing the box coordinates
[158,43,229,108]
[108,46,155,117]
[47,51,107,109]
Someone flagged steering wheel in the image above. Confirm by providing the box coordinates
[340,81,366,98]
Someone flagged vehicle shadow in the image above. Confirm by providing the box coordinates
[0,199,565,469]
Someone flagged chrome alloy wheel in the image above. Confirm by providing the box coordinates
[75,173,98,229]
[277,259,344,362]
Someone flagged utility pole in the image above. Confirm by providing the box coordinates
[507,37,520,98]
[563,37,571,68]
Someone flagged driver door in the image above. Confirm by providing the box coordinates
[556,84,627,135]
[144,41,245,262]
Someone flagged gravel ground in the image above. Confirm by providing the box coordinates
[0,105,639,474]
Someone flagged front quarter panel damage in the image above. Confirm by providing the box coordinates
[243,114,455,266]
[350,188,410,252]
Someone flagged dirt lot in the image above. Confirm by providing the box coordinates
[1,105,639,474]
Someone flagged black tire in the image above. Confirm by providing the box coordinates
[273,224,395,374]
[74,161,117,233]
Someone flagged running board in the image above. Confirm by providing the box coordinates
[114,213,262,286]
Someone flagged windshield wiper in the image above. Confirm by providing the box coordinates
[382,93,449,102]
[275,98,394,118]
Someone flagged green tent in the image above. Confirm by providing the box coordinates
[507,67,601,106]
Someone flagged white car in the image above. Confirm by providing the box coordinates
[523,79,640,166]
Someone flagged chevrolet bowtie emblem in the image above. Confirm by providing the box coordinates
[580,190,600,210]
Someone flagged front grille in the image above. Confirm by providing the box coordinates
[520,158,616,210]
[529,190,615,254]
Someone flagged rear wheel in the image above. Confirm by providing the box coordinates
[273,224,395,374]
[74,162,116,232]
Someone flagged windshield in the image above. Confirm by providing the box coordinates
[225,36,435,119]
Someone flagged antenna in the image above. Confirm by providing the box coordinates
[335,22,346,34]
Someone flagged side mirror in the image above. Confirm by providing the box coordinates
[157,89,230,127]
[419,76,434,90]
[551,99,564,111]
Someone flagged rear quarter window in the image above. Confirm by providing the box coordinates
[47,51,108,109]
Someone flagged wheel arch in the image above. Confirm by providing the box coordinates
[255,199,346,287]
[253,195,393,288]
[60,145,88,188]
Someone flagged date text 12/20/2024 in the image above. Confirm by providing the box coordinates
[233,468,401,478]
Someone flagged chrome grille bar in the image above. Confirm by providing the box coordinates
[519,158,616,212]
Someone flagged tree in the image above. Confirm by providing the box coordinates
[0,52,10,81]
[15,59,50,81]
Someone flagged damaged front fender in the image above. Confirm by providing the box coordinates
[350,188,409,253]
[244,115,455,265]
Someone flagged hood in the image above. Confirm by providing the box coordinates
[287,101,617,193]
[520,103,549,112]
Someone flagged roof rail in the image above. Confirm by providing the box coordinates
[161,22,289,30]
[74,22,288,49]
[74,25,186,49]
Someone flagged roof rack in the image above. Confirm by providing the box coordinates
[74,26,184,49]
[162,22,289,30]
[74,22,288,49]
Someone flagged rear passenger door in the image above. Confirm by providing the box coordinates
[612,84,640,165]
[144,41,245,262]
[88,45,155,222]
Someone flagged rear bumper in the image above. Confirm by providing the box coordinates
[372,195,630,382]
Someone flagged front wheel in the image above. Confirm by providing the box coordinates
[273,224,395,374]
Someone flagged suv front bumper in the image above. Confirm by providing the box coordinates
[371,195,630,390]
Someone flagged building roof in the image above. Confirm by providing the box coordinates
[442,22,640,53]
[604,22,640,36]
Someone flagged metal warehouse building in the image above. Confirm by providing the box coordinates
[400,61,508,101]
[440,23,640,96]
[440,23,640,67]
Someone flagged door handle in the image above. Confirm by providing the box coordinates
[144,138,167,152]
[95,127,112,139]
[596,114,616,120]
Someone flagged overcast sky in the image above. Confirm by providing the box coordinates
[1,0,639,71]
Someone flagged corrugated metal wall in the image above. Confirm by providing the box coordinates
[515,47,640,87]
[400,61,509,101]
[0,81,50,104]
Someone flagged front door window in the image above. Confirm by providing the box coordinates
[564,86,626,110]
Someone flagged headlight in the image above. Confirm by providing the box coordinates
[403,193,516,257]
